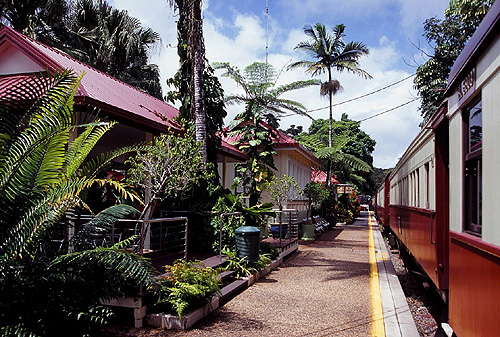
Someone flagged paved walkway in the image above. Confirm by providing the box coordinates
[165,211,418,337]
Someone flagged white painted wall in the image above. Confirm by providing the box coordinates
[447,112,463,233]
[481,71,500,245]
[389,129,435,210]
[0,43,44,75]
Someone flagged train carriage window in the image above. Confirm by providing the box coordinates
[464,97,482,236]
[424,163,430,209]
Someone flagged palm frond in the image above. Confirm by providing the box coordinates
[64,120,117,176]
[271,79,320,97]
[336,153,372,172]
[80,143,149,179]
[51,247,159,292]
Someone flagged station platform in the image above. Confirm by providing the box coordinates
[153,211,421,336]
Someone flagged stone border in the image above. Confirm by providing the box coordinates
[145,257,284,330]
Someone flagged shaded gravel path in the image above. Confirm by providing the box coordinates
[123,214,376,337]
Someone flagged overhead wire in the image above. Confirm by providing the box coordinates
[305,73,415,113]
[356,98,419,123]
[280,73,419,122]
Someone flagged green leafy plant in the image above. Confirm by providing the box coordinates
[211,193,246,253]
[126,129,209,220]
[222,249,255,278]
[259,241,279,261]
[0,71,157,336]
[222,249,273,278]
[215,61,319,206]
[211,191,275,252]
[266,175,304,211]
[155,259,222,317]
[303,182,329,218]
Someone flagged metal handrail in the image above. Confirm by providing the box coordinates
[66,215,189,260]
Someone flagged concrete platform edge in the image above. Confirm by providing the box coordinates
[371,214,420,337]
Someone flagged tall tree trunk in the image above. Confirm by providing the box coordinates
[326,68,333,188]
[190,0,207,162]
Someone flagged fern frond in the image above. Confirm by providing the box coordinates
[51,247,159,291]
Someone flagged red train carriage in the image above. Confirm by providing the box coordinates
[375,2,500,336]
[442,1,500,336]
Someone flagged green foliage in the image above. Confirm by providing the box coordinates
[289,23,371,80]
[259,241,279,260]
[156,259,221,317]
[215,61,319,206]
[336,192,361,223]
[126,129,209,218]
[282,124,303,137]
[414,0,495,122]
[296,116,378,194]
[266,175,304,210]
[211,191,275,252]
[167,64,228,164]
[222,249,273,278]
[222,249,255,278]
[0,71,157,336]
[289,23,371,151]
[211,193,246,253]
[303,182,329,218]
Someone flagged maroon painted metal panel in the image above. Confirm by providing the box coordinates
[433,108,450,291]
[389,205,439,287]
[449,231,500,337]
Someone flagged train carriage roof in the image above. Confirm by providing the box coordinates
[445,0,500,96]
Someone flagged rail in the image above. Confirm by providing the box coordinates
[268,209,300,245]
[59,214,189,261]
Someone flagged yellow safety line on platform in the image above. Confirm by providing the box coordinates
[369,212,385,336]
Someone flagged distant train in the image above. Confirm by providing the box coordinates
[374,2,500,336]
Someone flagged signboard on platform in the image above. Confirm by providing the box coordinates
[337,184,353,194]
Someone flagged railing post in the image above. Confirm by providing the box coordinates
[184,218,189,261]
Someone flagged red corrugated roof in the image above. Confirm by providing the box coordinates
[219,138,248,160]
[0,25,179,131]
[0,74,30,94]
[222,121,321,166]
[311,169,339,185]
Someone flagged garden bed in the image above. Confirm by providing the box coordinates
[144,256,284,330]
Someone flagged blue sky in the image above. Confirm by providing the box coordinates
[110,0,449,168]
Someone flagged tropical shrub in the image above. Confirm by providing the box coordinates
[155,259,221,317]
[211,191,274,253]
[211,192,246,253]
[303,181,329,218]
[222,249,273,278]
[0,71,157,336]
[266,175,303,211]
[126,128,209,219]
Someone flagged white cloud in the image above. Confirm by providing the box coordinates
[108,0,446,169]
[398,0,448,38]
[282,0,391,20]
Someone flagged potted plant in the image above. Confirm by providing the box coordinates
[266,175,303,239]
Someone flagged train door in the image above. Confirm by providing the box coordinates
[433,107,450,293]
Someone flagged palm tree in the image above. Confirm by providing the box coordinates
[298,132,371,174]
[166,0,208,162]
[64,0,163,99]
[1,0,163,99]
[0,70,157,335]
[289,23,371,186]
[0,0,68,45]
[215,61,320,206]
